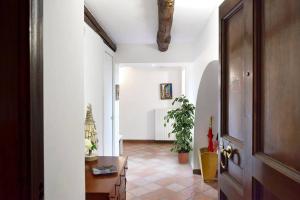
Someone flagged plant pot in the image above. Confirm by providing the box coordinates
[198,148,218,182]
[178,152,189,164]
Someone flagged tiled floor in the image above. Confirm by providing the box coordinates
[123,142,218,200]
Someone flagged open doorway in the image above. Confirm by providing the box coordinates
[118,65,218,199]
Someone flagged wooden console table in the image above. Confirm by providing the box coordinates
[85,156,128,200]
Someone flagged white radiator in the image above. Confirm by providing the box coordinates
[155,108,175,141]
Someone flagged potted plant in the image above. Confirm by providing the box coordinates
[164,96,195,164]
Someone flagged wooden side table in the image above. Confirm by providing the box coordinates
[85,156,128,200]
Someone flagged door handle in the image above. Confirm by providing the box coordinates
[220,145,233,170]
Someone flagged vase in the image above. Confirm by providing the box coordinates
[178,152,189,164]
[198,147,218,182]
[85,153,98,162]
[85,155,97,162]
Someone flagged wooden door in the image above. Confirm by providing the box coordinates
[0,0,44,199]
[220,0,300,199]
[219,0,253,199]
[252,0,300,199]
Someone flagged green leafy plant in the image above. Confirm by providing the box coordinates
[164,96,195,153]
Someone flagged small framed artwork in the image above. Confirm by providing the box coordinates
[115,84,120,100]
[160,83,173,100]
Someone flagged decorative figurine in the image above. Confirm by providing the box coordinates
[84,104,98,161]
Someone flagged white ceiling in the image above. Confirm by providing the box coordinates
[85,0,221,45]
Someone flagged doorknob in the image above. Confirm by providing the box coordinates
[220,145,233,170]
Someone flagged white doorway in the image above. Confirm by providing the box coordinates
[103,52,113,156]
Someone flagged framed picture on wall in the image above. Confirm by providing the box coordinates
[160,83,173,100]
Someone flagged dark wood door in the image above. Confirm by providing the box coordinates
[252,0,300,199]
[219,0,300,199]
[219,0,253,199]
[0,0,44,199]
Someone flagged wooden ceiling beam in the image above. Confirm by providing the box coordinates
[157,0,175,52]
[84,6,117,52]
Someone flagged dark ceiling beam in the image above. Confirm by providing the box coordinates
[84,6,117,52]
[157,0,175,52]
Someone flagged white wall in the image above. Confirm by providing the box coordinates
[103,52,114,156]
[120,67,183,140]
[193,61,219,169]
[44,0,85,199]
[185,6,221,105]
[84,23,117,156]
[84,24,105,156]
[185,3,222,169]
[115,43,195,63]
[115,4,222,135]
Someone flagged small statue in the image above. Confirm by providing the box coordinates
[84,104,98,161]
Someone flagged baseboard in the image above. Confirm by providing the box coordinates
[193,169,201,175]
[123,139,173,144]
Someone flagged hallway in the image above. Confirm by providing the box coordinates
[124,142,218,200]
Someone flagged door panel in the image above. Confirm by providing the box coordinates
[226,6,245,142]
[252,0,300,199]
[260,0,300,171]
[252,154,300,200]
[253,179,280,200]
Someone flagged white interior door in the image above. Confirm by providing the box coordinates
[103,52,113,156]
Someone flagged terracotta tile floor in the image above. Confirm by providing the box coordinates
[124,142,218,200]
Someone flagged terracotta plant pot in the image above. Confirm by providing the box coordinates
[178,152,189,164]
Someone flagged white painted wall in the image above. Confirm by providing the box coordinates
[185,6,221,105]
[184,3,223,169]
[84,24,116,156]
[44,0,85,199]
[193,61,219,169]
[119,67,183,140]
[103,52,113,156]
[84,24,105,156]
[115,44,194,63]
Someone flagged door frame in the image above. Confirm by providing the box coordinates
[30,0,44,199]
[0,0,44,199]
